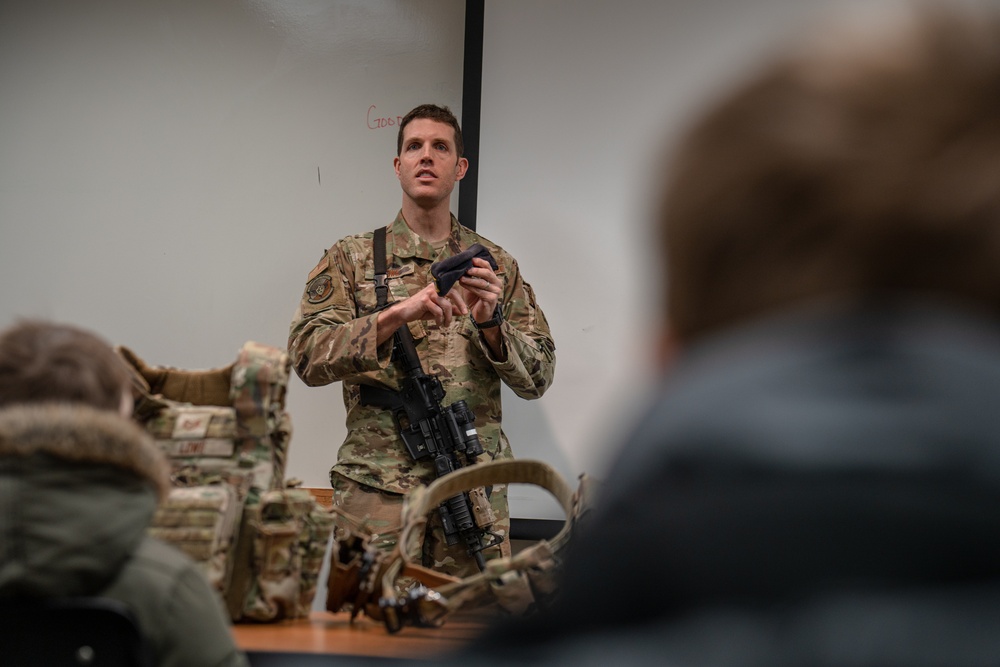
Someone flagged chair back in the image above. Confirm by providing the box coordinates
[0,596,153,667]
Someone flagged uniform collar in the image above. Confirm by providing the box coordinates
[388,211,473,263]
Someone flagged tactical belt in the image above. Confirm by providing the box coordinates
[326,458,595,632]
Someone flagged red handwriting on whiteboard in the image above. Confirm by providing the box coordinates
[367,105,404,130]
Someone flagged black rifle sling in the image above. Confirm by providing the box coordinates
[372,226,421,368]
[373,226,389,309]
[364,226,424,406]
[361,226,399,407]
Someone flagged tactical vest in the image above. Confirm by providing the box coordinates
[117,342,333,622]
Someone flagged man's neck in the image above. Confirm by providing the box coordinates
[400,198,453,243]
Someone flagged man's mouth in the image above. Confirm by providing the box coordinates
[417,169,436,179]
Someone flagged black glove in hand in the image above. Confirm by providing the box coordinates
[430,244,498,296]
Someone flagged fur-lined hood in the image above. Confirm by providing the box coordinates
[0,403,169,500]
[0,403,171,597]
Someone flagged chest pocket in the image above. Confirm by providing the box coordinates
[357,262,430,342]
[354,277,379,318]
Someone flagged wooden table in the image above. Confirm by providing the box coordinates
[233,610,487,663]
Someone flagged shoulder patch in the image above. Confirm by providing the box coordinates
[307,254,330,281]
[306,275,334,304]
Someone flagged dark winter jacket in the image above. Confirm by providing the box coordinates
[471,300,1000,667]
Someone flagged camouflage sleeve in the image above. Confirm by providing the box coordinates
[474,255,556,399]
[287,240,391,387]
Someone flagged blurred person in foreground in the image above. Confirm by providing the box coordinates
[0,320,248,667]
[462,4,1000,666]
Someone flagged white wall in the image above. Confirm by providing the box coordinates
[0,0,467,497]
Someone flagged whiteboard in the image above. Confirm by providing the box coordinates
[0,1,467,492]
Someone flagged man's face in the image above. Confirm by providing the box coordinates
[394,118,468,208]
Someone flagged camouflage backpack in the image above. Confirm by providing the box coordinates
[117,341,334,622]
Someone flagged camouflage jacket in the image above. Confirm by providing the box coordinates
[288,212,556,493]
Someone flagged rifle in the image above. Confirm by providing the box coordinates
[359,325,503,571]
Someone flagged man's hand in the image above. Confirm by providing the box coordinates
[458,257,502,324]
[376,283,469,345]
[459,257,506,361]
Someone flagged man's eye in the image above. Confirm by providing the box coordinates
[407,143,420,150]
[435,143,448,151]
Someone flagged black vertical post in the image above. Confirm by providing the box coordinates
[459,0,484,231]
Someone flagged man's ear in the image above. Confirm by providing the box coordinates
[455,157,469,181]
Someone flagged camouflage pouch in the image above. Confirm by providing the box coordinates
[228,488,335,621]
[119,342,331,623]
[148,482,247,591]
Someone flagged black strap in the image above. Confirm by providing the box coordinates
[370,225,421,371]
[363,227,427,413]
[374,226,389,309]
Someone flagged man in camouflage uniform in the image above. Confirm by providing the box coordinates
[288,104,556,577]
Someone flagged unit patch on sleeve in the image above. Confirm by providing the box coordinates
[306,274,334,304]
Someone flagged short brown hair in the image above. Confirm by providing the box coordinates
[0,320,131,412]
[660,6,1000,342]
[396,103,464,158]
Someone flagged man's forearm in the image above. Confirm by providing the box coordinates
[376,306,404,346]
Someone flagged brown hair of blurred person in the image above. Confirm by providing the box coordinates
[660,7,1000,343]
[0,320,131,413]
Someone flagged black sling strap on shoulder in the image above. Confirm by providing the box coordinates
[371,226,422,369]
[373,226,389,310]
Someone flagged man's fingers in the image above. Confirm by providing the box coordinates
[462,260,501,293]
[460,273,497,294]
[446,289,469,316]
[434,292,457,326]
